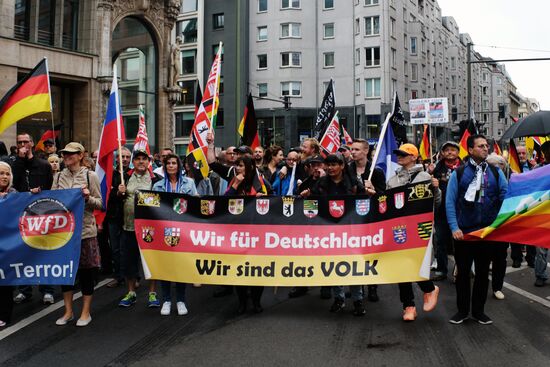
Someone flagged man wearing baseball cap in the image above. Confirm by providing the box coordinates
[387,143,441,321]
[430,141,463,281]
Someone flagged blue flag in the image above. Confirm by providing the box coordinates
[375,121,400,183]
[0,189,84,286]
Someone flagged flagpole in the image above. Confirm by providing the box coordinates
[429,125,433,164]
[44,57,57,150]
[113,64,124,182]
[367,113,391,181]
[209,41,223,135]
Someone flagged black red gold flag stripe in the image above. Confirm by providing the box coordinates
[0,59,52,135]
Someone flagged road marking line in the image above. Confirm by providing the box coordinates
[0,278,113,341]
[502,281,550,309]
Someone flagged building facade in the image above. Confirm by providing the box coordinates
[0,0,184,153]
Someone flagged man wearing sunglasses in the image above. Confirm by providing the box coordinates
[11,132,55,305]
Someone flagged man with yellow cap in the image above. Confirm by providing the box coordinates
[387,143,441,321]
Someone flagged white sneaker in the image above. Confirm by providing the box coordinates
[43,293,54,304]
[160,301,171,316]
[493,290,505,300]
[177,302,188,315]
[13,293,26,303]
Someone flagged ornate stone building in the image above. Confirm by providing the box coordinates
[0,0,184,152]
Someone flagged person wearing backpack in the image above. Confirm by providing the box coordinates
[446,135,507,325]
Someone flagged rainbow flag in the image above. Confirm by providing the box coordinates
[464,164,550,248]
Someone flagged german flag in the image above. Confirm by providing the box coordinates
[493,140,502,156]
[419,124,430,160]
[35,128,60,152]
[508,139,522,173]
[458,129,471,160]
[0,59,51,135]
[237,93,260,149]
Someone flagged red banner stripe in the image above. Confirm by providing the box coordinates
[0,74,49,116]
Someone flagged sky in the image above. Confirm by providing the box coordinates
[436,0,550,109]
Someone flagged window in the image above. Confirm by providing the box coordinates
[365,78,381,98]
[14,0,31,40]
[258,26,268,41]
[177,80,196,106]
[483,100,489,110]
[355,48,360,65]
[213,13,224,29]
[391,48,396,68]
[483,73,489,82]
[390,18,396,37]
[219,76,224,94]
[216,109,224,127]
[62,0,79,49]
[451,75,456,89]
[404,60,408,76]
[38,0,55,45]
[411,63,418,81]
[258,83,268,98]
[175,112,195,137]
[323,23,335,38]
[450,56,456,69]
[497,77,502,85]
[281,52,301,67]
[410,37,417,54]
[354,18,360,34]
[404,34,408,49]
[281,81,302,97]
[258,0,267,12]
[391,79,397,96]
[355,78,360,95]
[258,54,267,69]
[451,94,456,105]
[364,16,380,35]
[365,47,380,67]
[365,0,379,5]
[324,0,334,9]
[176,19,198,44]
[324,52,335,68]
[121,57,140,81]
[180,0,198,13]
[411,90,418,99]
[282,0,300,9]
[281,23,301,38]
[181,49,197,74]
[497,90,503,97]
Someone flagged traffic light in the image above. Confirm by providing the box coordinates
[451,107,458,122]
[451,120,469,140]
[283,96,291,110]
[498,104,506,119]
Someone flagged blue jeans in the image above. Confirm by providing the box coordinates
[333,285,363,301]
[535,247,548,280]
[161,281,186,303]
[108,222,124,281]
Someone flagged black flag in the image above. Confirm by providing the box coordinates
[389,92,408,146]
[313,79,336,139]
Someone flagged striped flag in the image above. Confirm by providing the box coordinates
[0,59,52,135]
[96,65,126,212]
[319,111,341,155]
[419,124,430,160]
[238,93,260,149]
[186,43,223,179]
[458,129,471,160]
[342,125,353,146]
[493,140,502,156]
[373,115,400,183]
[134,105,152,174]
[508,139,522,173]
[35,129,60,152]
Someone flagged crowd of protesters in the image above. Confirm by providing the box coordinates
[1,131,548,329]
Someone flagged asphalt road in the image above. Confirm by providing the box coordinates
[1,261,549,367]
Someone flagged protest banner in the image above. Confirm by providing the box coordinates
[409,97,449,125]
[135,183,435,286]
[0,189,84,286]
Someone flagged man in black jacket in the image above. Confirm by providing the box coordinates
[11,133,54,304]
[430,141,463,281]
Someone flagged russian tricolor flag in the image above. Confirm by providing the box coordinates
[96,65,126,214]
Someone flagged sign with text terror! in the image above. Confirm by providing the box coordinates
[0,189,84,286]
[134,183,434,286]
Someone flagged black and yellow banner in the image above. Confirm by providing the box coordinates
[134,182,435,286]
